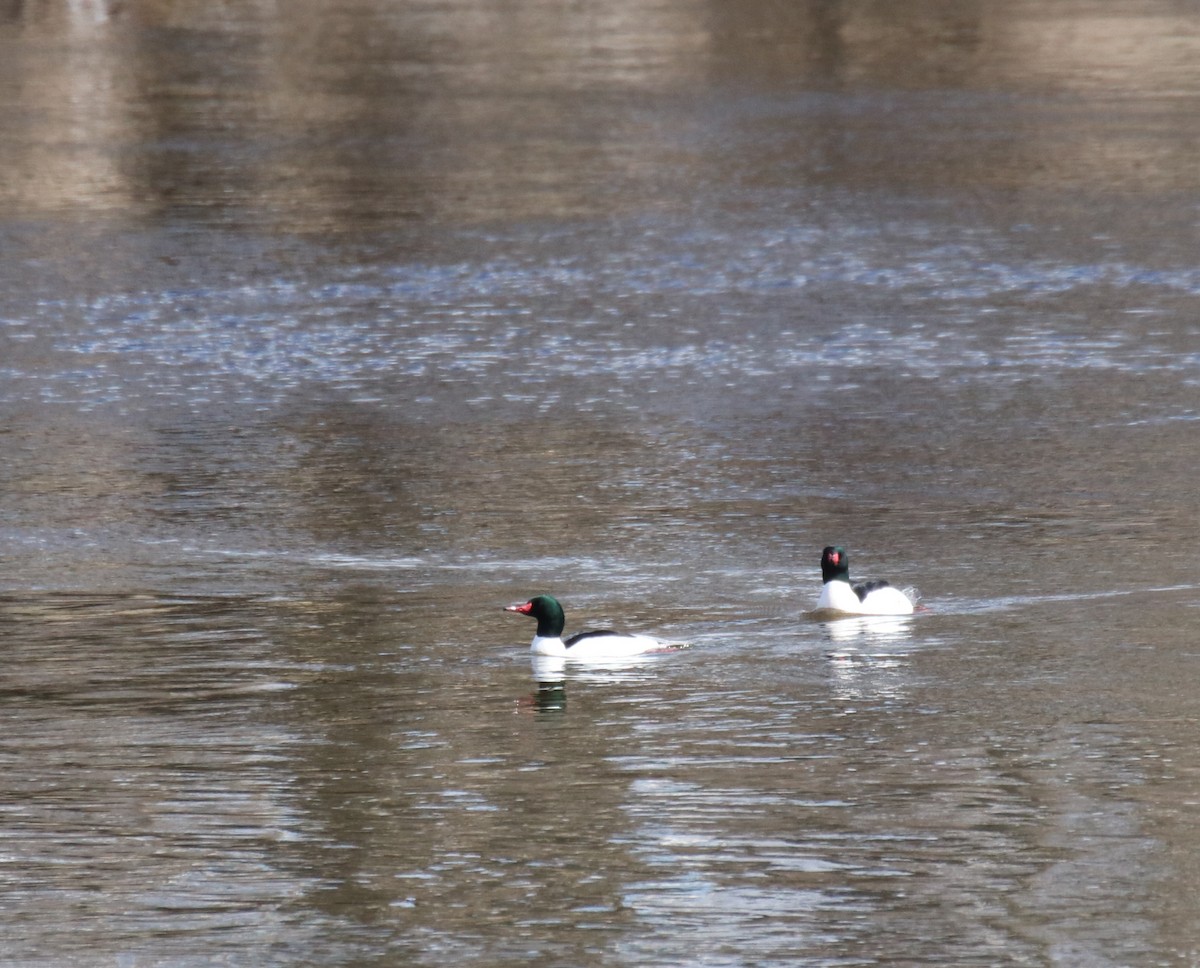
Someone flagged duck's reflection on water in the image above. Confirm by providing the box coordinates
[820,614,914,646]
[522,652,670,714]
[817,614,916,704]
[525,679,567,713]
[524,654,568,713]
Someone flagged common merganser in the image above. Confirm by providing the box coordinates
[816,546,915,615]
[504,594,677,660]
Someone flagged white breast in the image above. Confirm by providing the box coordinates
[817,580,865,613]
[531,635,568,657]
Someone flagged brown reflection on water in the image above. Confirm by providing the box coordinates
[0,592,335,963]
[3,0,1200,226]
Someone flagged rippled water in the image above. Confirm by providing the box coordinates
[3,0,1200,965]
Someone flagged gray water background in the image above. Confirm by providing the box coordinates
[2,1,1200,965]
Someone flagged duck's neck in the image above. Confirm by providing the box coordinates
[821,560,850,584]
[533,601,566,638]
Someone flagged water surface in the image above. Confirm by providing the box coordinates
[2,1,1200,965]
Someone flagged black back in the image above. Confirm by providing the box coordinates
[853,579,891,602]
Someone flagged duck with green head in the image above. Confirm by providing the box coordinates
[817,546,915,615]
[504,594,679,660]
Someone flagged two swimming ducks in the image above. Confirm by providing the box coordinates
[506,545,917,660]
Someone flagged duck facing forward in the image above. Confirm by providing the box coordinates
[816,546,915,616]
[505,594,680,660]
